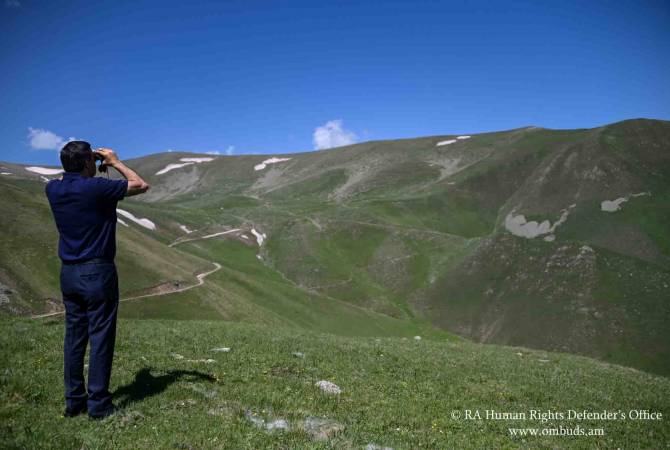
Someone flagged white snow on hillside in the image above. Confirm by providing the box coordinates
[25,166,64,175]
[180,157,214,163]
[1,172,11,175]
[601,192,650,212]
[436,140,456,146]
[457,135,471,140]
[117,218,129,227]
[156,156,216,175]
[117,209,156,230]
[254,157,292,171]
[156,162,194,175]
[179,224,194,234]
[504,204,575,239]
[251,228,267,246]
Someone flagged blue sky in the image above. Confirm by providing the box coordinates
[1,0,669,165]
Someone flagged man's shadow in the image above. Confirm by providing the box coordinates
[114,367,216,407]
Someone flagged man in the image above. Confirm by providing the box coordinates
[45,141,149,419]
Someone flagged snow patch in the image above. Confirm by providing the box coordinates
[117,209,156,230]
[156,162,195,175]
[436,139,457,146]
[254,157,292,171]
[315,380,341,395]
[1,172,11,175]
[180,157,214,163]
[155,156,214,175]
[25,166,64,175]
[117,218,129,227]
[456,135,471,140]
[179,224,194,234]
[601,192,650,212]
[211,347,231,353]
[504,205,574,239]
[251,228,267,246]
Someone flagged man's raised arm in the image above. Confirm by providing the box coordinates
[95,148,150,197]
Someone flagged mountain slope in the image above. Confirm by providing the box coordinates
[1,118,668,375]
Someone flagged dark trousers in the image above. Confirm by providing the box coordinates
[60,260,119,415]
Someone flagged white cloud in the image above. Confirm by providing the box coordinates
[27,127,75,150]
[225,145,235,156]
[313,119,357,150]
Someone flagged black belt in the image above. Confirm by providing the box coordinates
[62,257,113,266]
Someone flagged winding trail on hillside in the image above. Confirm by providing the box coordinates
[31,262,222,319]
[33,227,242,319]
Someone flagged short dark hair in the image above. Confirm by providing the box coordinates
[60,141,93,172]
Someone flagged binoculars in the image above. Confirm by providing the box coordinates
[93,151,108,173]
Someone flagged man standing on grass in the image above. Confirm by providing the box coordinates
[45,141,149,419]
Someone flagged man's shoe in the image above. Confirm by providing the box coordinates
[88,404,119,420]
[63,403,87,418]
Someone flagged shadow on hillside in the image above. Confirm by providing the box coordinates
[114,367,216,407]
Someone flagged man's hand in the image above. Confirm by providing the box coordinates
[94,148,120,167]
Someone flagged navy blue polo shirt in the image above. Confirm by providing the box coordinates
[45,172,128,263]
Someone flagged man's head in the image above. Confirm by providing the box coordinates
[60,141,96,177]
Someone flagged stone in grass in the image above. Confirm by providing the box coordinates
[245,410,289,432]
[211,347,231,353]
[292,352,305,358]
[119,410,145,427]
[175,398,198,408]
[365,444,394,450]
[413,336,422,341]
[301,416,344,441]
[315,380,342,395]
[171,353,185,360]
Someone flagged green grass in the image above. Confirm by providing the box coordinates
[1,318,669,449]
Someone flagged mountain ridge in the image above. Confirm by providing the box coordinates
[1,117,668,375]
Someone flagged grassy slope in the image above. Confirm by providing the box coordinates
[121,238,444,339]
[0,177,212,315]
[1,318,669,449]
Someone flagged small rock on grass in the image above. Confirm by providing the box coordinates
[245,410,289,432]
[315,380,342,395]
[211,347,231,353]
[365,444,394,450]
[292,352,305,358]
[301,417,344,441]
[119,411,145,426]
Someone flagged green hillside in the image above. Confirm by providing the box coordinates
[1,118,669,377]
[1,317,668,449]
